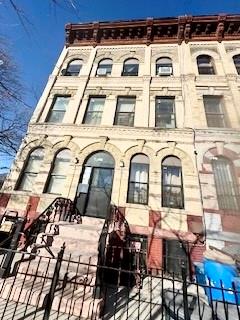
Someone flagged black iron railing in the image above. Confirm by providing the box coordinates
[24,197,81,248]
[0,246,239,319]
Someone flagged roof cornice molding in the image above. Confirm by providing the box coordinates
[65,14,240,47]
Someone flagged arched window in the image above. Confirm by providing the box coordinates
[197,55,215,75]
[96,58,113,76]
[122,58,139,76]
[45,149,71,194]
[127,154,149,204]
[233,54,240,75]
[17,148,44,191]
[63,59,82,76]
[156,57,173,76]
[212,157,240,211]
[162,156,184,209]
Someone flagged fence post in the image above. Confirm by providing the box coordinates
[43,243,65,320]
[0,217,25,278]
[182,261,190,320]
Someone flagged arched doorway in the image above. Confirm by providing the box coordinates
[76,151,115,218]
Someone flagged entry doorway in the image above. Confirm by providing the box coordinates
[76,151,115,219]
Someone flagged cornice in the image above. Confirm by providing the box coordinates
[65,14,240,47]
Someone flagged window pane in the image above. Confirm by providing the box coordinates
[115,112,134,126]
[86,151,115,168]
[233,55,240,75]
[162,186,183,208]
[47,110,65,123]
[197,55,215,75]
[19,173,37,191]
[47,175,66,194]
[46,149,71,194]
[118,98,135,112]
[26,157,42,173]
[156,57,172,65]
[212,158,240,210]
[66,59,82,76]
[156,98,175,128]
[84,97,105,125]
[163,166,181,186]
[162,157,184,209]
[47,96,70,123]
[123,64,138,75]
[53,97,70,111]
[53,158,70,175]
[203,96,225,128]
[84,112,102,125]
[115,97,135,126]
[130,163,148,183]
[88,98,105,111]
[128,182,148,204]
[128,155,149,204]
[97,59,112,75]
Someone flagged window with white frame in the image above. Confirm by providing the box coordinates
[212,157,240,211]
[96,58,112,76]
[83,97,105,125]
[17,148,44,191]
[45,149,71,195]
[156,57,173,76]
[122,58,139,76]
[127,154,149,204]
[155,97,176,128]
[203,96,226,128]
[46,95,70,123]
[162,156,184,209]
[114,97,135,127]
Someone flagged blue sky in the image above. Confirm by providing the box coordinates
[1,0,240,171]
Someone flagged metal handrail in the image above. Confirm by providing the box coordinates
[24,197,81,248]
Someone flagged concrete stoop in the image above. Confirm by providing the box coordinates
[0,276,102,318]
[0,217,105,319]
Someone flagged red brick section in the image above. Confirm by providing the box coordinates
[24,196,40,230]
[221,214,240,233]
[148,236,163,272]
[189,242,206,263]
[187,215,203,234]
[0,193,11,210]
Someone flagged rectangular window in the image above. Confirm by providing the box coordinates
[203,96,226,128]
[46,96,70,123]
[155,97,175,128]
[114,97,135,127]
[83,97,105,125]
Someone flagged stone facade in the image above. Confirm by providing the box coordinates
[1,15,240,271]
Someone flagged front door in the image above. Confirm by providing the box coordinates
[85,167,113,218]
[76,151,115,219]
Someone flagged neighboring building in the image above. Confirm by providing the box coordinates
[0,14,240,275]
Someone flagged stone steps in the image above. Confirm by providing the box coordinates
[45,221,104,240]
[17,255,98,281]
[0,276,102,318]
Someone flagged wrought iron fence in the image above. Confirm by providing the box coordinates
[0,246,239,319]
